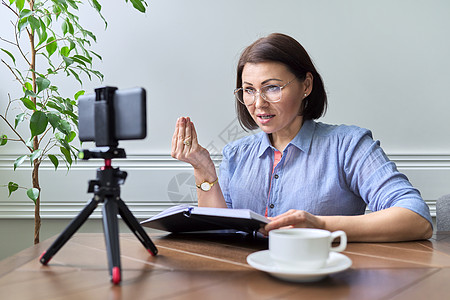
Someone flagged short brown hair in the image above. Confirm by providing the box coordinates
[236,33,327,130]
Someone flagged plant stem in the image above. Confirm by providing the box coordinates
[32,161,41,244]
[28,0,41,245]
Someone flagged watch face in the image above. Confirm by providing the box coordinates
[200,182,211,191]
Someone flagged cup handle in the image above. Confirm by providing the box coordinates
[330,230,347,252]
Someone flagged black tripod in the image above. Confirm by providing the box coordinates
[39,147,158,285]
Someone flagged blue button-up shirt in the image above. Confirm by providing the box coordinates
[219,120,432,225]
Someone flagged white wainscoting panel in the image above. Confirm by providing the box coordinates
[1,154,448,219]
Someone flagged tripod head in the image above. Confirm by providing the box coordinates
[79,147,126,161]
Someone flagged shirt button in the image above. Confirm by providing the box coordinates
[269,204,274,209]
[274,174,279,179]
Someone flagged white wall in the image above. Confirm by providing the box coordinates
[1,0,449,221]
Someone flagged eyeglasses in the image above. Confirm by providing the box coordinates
[234,78,297,106]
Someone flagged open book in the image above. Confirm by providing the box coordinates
[140,205,270,233]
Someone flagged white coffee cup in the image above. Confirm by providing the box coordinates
[269,228,347,270]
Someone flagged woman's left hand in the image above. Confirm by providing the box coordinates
[261,209,326,235]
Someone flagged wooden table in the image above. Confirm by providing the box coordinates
[1,231,450,299]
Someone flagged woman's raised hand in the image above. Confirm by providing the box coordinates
[172,117,226,208]
[171,117,213,171]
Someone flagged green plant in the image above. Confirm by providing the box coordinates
[0,0,148,244]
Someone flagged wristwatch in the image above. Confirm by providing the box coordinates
[196,178,218,191]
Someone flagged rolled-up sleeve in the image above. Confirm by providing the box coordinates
[343,130,432,226]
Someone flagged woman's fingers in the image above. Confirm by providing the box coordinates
[264,210,324,232]
[267,209,296,221]
[171,117,181,157]
[265,211,302,231]
[190,119,199,146]
[177,117,187,150]
[183,117,192,147]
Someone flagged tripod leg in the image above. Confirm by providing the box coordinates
[117,198,158,256]
[102,197,122,285]
[40,198,99,265]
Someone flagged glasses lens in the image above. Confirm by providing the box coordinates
[234,88,246,104]
[261,85,282,102]
[242,88,256,105]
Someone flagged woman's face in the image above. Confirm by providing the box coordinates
[241,61,312,140]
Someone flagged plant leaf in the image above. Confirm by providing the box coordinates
[38,30,48,46]
[46,37,57,57]
[24,89,37,98]
[47,101,63,112]
[1,48,16,65]
[19,9,32,19]
[44,15,51,26]
[67,0,79,10]
[28,16,40,30]
[89,50,102,61]
[15,0,25,12]
[66,131,76,142]
[73,54,92,65]
[74,90,85,100]
[55,131,65,141]
[47,112,60,130]
[57,119,71,135]
[24,81,32,91]
[26,188,39,204]
[37,19,48,46]
[30,149,42,162]
[71,56,86,67]
[21,97,37,110]
[90,0,107,28]
[60,146,72,165]
[30,111,48,137]
[61,19,69,35]
[129,0,147,13]
[60,46,70,57]
[36,77,51,94]
[65,110,78,121]
[91,0,102,12]
[0,134,7,146]
[68,20,74,35]
[62,56,74,67]
[14,155,27,170]
[63,98,73,111]
[69,40,76,51]
[48,154,59,170]
[8,182,19,196]
[68,68,82,85]
[17,17,29,33]
[14,113,25,128]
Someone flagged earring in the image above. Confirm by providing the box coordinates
[304,93,307,97]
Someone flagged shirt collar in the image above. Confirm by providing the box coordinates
[289,119,315,153]
[257,120,316,157]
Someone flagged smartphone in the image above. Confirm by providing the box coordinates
[78,87,147,142]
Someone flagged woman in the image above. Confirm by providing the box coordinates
[171,33,432,242]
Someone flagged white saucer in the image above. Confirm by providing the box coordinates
[246,250,352,282]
